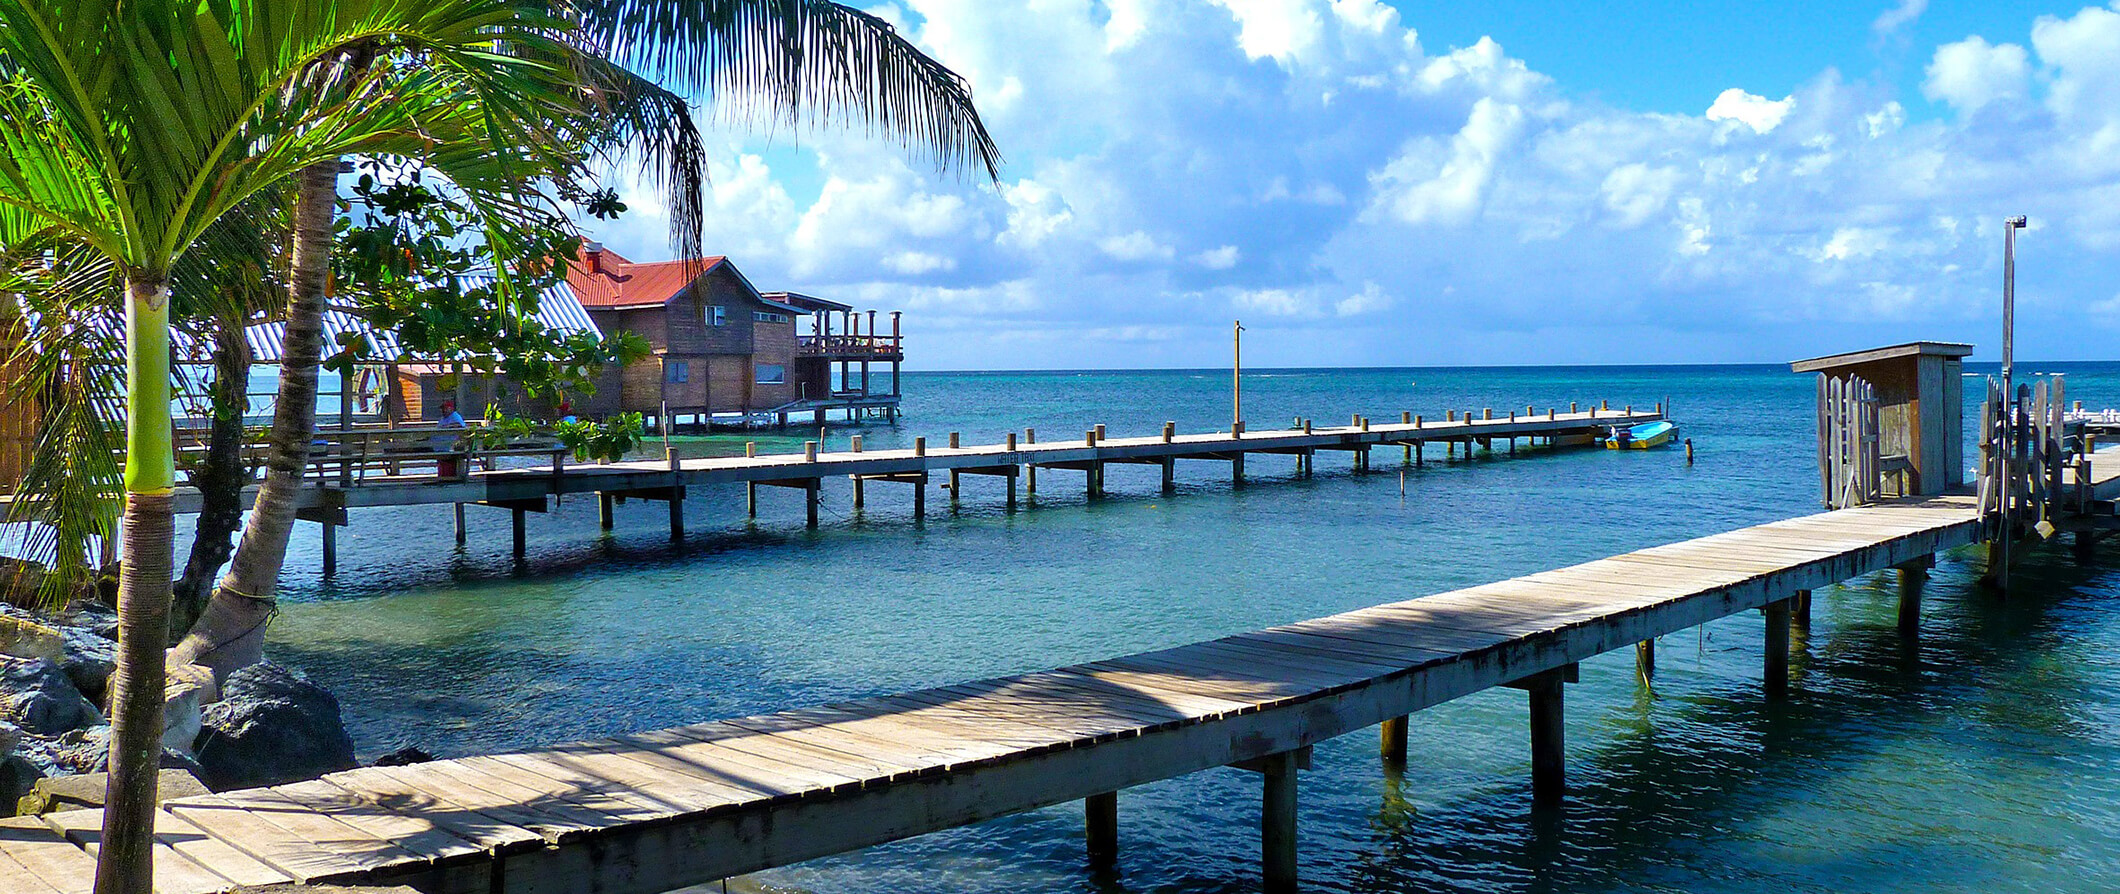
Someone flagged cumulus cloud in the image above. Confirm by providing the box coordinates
[1705,88,1795,133]
[582,1,2120,369]
[1873,0,1927,35]
[1923,36,2031,114]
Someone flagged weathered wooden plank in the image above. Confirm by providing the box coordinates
[0,817,97,894]
[164,792,422,883]
[35,808,241,894]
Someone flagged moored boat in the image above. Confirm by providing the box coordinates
[1604,420,1676,449]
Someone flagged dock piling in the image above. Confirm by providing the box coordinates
[1792,588,1812,628]
[452,503,466,545]
[1764,599,1791,698]
[1163,421,1175,443]
[1528,678,1565,803]
[949,432,960,449]
[511,508,526,560]
[1636,639,1655,681]
[1380,716,1409,762]
[597,493,613,530]
[1086,792,1118,868]
[852,434,863,453]
[320,520,337,576]
[806,480,820,529]
[852,476,865,510]
[668,486,685,539]
[1260,750,1300,894]
[1162,458,1176,493]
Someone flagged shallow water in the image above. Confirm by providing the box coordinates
[257,363,2120,893]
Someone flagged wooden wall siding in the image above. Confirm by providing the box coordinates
[674,268,759,356]
[751,319,797,406]
[618,357,666,415]
[707,355,749,410]
[792,357,833,402]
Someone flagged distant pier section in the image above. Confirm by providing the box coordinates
[157,402,1667,574]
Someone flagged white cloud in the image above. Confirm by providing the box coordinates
[1193,245,1242,269]
[1873,0,1927,35]
[1600,163,1681,228]
[1098,230,1175,262]
[1705,88,1795,133]
[576,1,2120,369]
[1370,97,1526,225]
[1923,36,2031,114]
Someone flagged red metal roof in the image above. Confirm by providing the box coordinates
[565,246,727,309]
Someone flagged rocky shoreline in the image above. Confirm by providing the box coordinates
[1,600,361,814]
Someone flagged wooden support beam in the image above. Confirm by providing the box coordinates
[1636,639,1654,680]
[1379,716,1408,763]
[1792,588,1811,629]
[453,503,466,545]
[1261,750,1299,894]
[598,493,614,531]
[1162,457,1176,494]
[668,486,685,539]
[806,480,820,529]
[1232,453,1245,485]
[1763,598,1790,699]
[852,476,865,510]
[746,483,757,518]
[1898,570,1922,637]
[320,519,337,576]
[511,507,527,560]
[1085,792,1117,868]
[949,468,960,503]
[1527,675,1565,804]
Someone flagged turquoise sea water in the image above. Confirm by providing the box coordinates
[255,363,2120,893]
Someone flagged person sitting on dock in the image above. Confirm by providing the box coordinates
[434,399,465,477]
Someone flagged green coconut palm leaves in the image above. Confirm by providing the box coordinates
[0,2,996,891]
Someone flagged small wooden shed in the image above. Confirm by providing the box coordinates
[1791,341,1972,497]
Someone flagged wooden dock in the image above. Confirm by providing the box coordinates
[216,404,1666,572]
[4,490,1989,894]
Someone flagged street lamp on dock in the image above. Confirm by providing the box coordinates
[1233,320,1246,437]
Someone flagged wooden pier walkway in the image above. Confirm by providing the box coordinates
[4,491,1985,894]
[257,404,1666,572]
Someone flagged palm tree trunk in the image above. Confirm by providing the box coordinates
[168,159,337,679]
[171,315,251,642]
[96,275,176,894]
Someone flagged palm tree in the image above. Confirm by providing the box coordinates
[173,0,1000,677]
[0,2,655,889]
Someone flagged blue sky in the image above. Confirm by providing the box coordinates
[584,1,2120,370]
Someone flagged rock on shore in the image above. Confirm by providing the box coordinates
[0,600,357,814]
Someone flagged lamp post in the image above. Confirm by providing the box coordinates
[1233,320,1245,436]
[2002,215,2026,394]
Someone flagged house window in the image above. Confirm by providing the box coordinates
[706,305,726,327]
[755,363,786,384]
[753,311,791,324]
[665,360,689,383]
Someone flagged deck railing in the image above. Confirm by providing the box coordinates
[797,334,902,357]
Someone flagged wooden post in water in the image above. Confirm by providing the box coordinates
[511,508,526,560]
[1792,589,1812,628]
[1163,421,1175,443]
[452,503,466,545]
[1025,429,1037,494]
[852,475,864,510]
[1006,466,1019,510]
[1162,457,1176,493]
[598,493,614,530]
[320,520,337,576]
[1260,750,1299,894]
[1086,792,1118,868]
[1528,678,1564,803]
[805,479,820,529]
[1636,639,1655,680]
[1764,599,1791,699]
[746,442,758,517]
[1232,451,1246,485]
[1379,716,1408,762]
[1897,565,1923,637]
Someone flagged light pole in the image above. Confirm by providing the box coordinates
[2002,215,2026,394]
[1233,320,1245,436]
